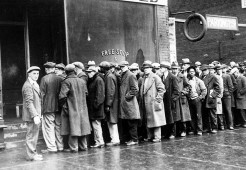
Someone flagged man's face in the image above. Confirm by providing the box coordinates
[55,68,63,75]
[120,66,128,73]
[188,68,196,77]
[195,66,201,72]
[144,67,152,75]
[29,70,39,81]
[160,67,167,73]
[171,68,179,75]
[217,69,222,75]
[233,71,239,78]
[87,71,95,78]
[209,69,215,74]
[202,69,209,76]
[130,69,138,76]
[182,64,190,70]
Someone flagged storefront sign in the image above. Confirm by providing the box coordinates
[118,0,167,6]
[242,0,246,8]
[206,14,239,31]
[168,17,177,63]
[101,49,129,57]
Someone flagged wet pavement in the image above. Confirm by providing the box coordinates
[1,128,246,170]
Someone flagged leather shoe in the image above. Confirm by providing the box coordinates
[229,127,234,130]
[41,149,57,154]
[169,135,175,139]
[31,154,43,161]
[152,138,161,143]
[91,144,105,148]
[126,140,138,146]
[106,142,120,146]
[211,129,217,134]
[197,132,202,136]
[242,124,246,128]
[180,132,186,137]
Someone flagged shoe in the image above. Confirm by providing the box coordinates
[180,132,186,137]
[229,126,234,130]
[188,131,194,135]
[79,148,87,151]
[143,138,152,142]
[211,129,217,134]
[31,154,43,161]
[219,126,225,130]
[91,144,105,148]
[126,140,138,146]
[169,135,175,139]
[197,132,202,136]
[41,149,57,154]
[36,154,43,158]
[63,148,78,153]
[242,124,246,128]
[152,138,161,143]
[106,142,120,146]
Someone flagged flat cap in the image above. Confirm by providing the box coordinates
[86,66,97,72]
[44,62,56,68]
[195,61,201,66]
[129,63,139,70]
[142,60,152,68]
[181,58,191,64]
[88,61,96,66]
[73,62,85,70]
[171,61,180,69]
[99,61,111,68]
[55,63,65,70]
[65,64,75,72]
[152,63,160,69]
[208,64,215,69]
[160,61,171,69]
[119,61,129,67]
[200,64,209,71]
[214,64,224,70]
[27,66,40,73]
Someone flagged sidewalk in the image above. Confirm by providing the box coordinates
[1,128,246,170]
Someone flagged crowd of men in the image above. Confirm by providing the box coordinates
[22,58,246,161]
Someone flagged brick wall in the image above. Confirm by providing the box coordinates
[169,0,246,65]
[156,5,170,62]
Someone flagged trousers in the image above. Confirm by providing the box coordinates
[91,120,105,145]
[107,122,120,143]
[26,122,40,159]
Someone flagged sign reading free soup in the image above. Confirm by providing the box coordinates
[206,14,239,31]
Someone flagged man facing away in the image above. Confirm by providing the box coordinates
[40,62,64,153]
[22,66,43,161]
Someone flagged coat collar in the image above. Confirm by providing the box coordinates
[27,78,40,95]
[143,72,155,94]
[121,70,130,83]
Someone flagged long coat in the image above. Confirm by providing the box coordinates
[176,74,191,122]
[59,73,91,136]
[229,74,237,107]
[22,79,41,122]
[202,74,221,108]
[139,72,166,128]
[105,70,119,123]
[235,75,246,109]
[77,71,88,84]
[119,70,140,120]
[162,72,180,124]
[87,73,105,120]
[40,72,63,114]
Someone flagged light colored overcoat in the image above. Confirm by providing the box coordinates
[139,72,166,128]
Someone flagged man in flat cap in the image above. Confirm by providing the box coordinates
[159,61,180,139]
[201,64,221,134]
[40,62,64,153]
[22,66,43,161]
[99,61,120,146]
[86,66,106,148]
[119,61,140,146]
[73,62,88,84]
[59,64,91,152]
[55,63,66,79]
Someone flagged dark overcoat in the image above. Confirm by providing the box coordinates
[162,72,180,124]
[202,74,221,108]
[22,79,41,122]
[40,72,63,114]
[176,74,191,122]
[139,72,166,128]
[105,70,119,123]
[119,70,140,119]
[59,73,91,136]
[87,73,105,120]
[229,74,237,107]
[235,75,246,109]
[222,74,234,99]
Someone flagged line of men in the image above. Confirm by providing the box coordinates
[22,58,246,161]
